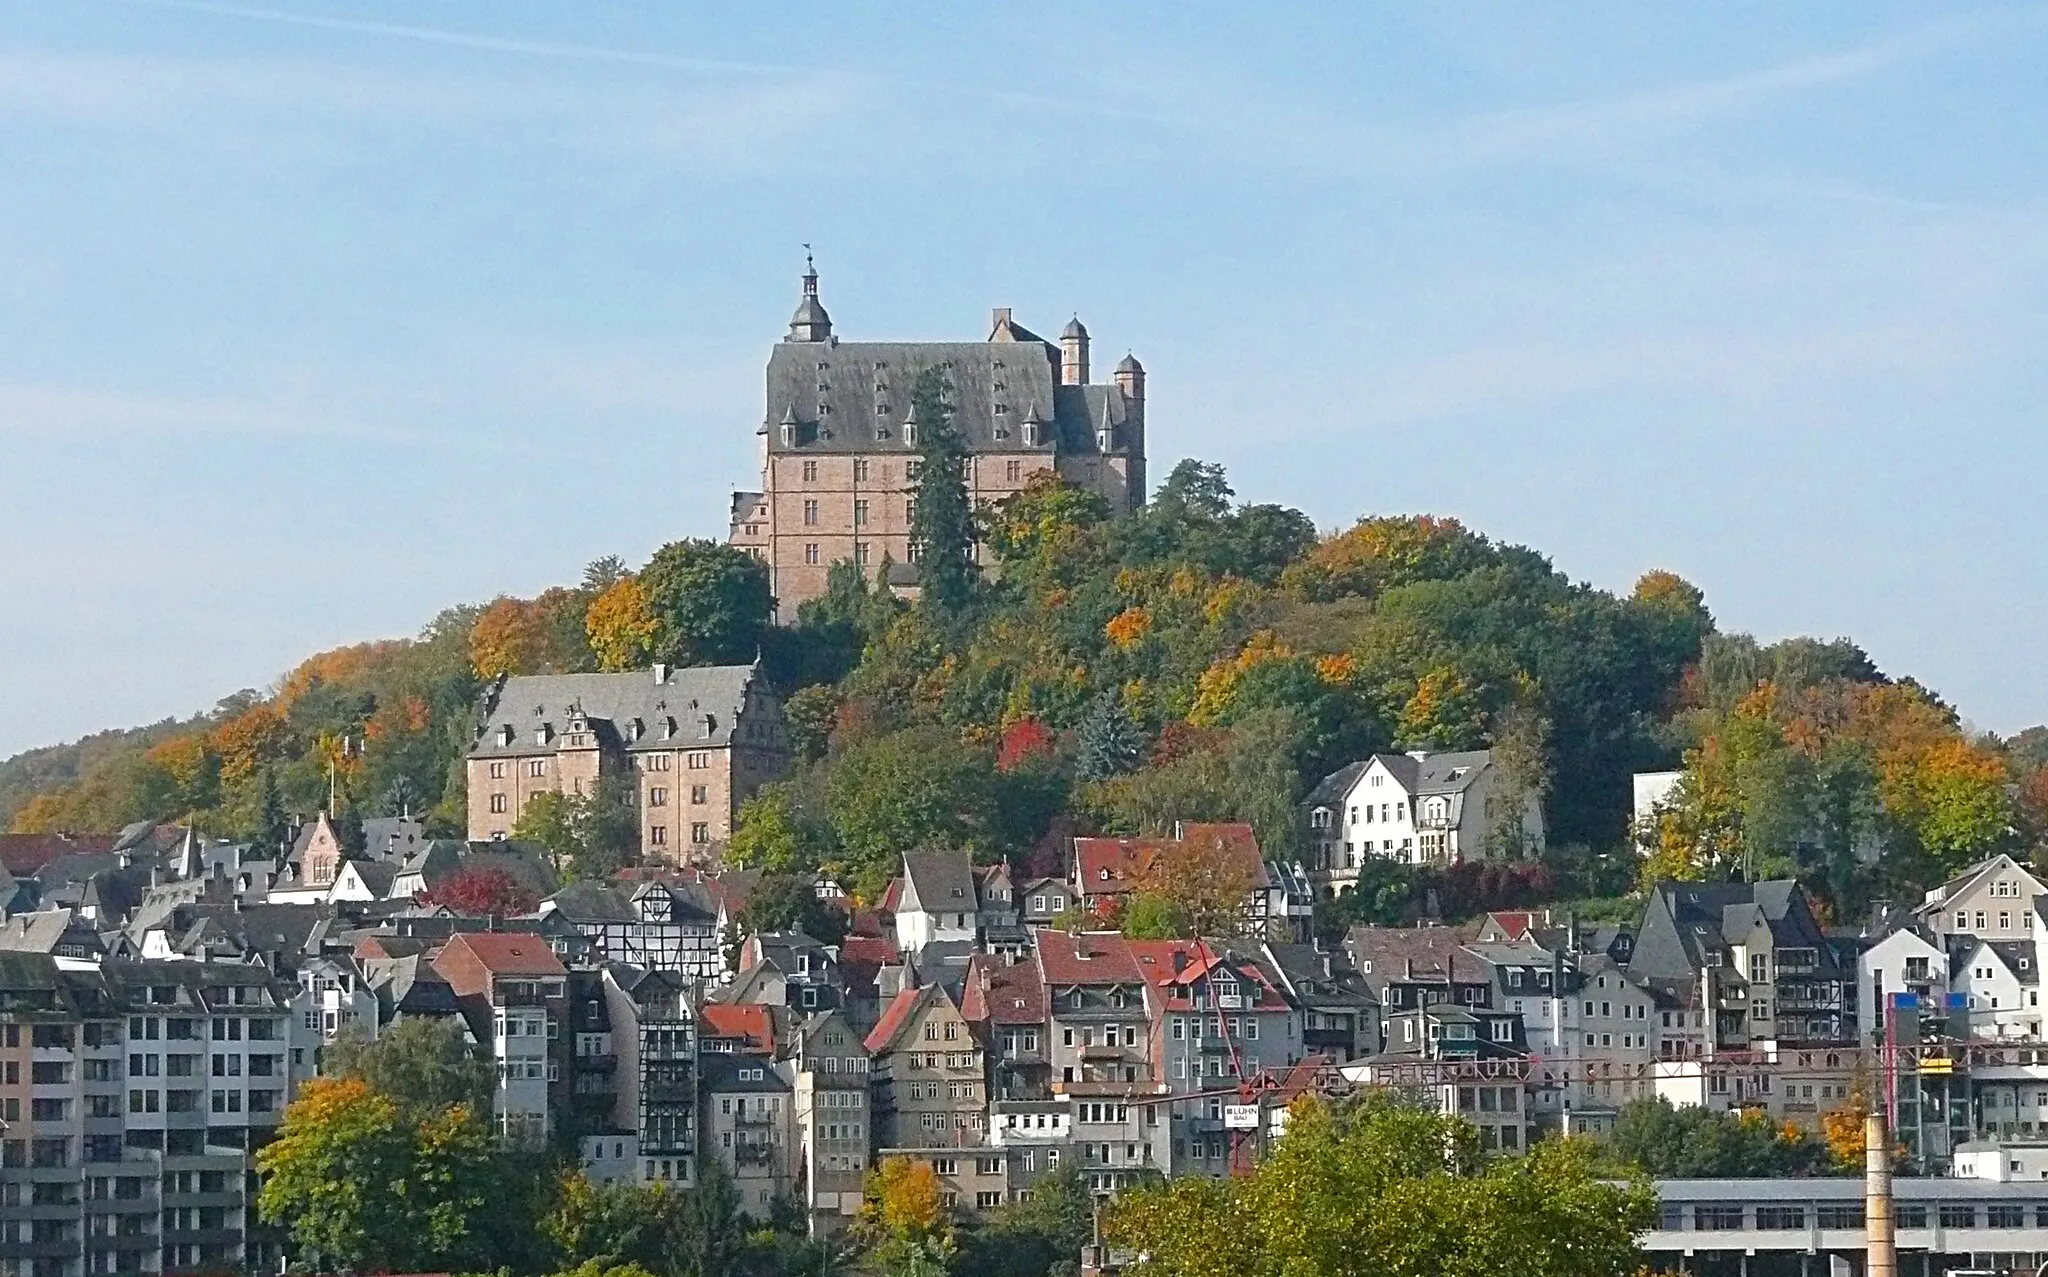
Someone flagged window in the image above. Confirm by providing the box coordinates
[1757,1207,1806,1230]
[855,542,870,566]
[489,793,508,814]
[1816,1205,1860,1229]
[649,787,669,807]
[1694,1207,1745,1231]
[906,460,924,481]
[854,500,869,525]
[854,460,869,482]
[1938,1205,1976,1229]
[691,823,710,845]
[488,761,506,779]
[528,759,546,777]
[1895,1205,1927,1229]
[804,543,820,565]
[1006,460,1021,482]
[1988,1204,2027,1228]
[691,785,708,804]
[802,461,818,482]
[687,752,710,769]
[650,825,667,846]
[803,499,820,525]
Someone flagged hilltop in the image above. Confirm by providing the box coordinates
[8,456,2044,926]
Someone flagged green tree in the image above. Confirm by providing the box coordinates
[1076,691,1144,782]
[735,872,848,946]
[323,1015,495,1118]
[727,788,818,874]
[639,538,774,666]
[514,777,641,880]
[1109,1093,1654,1277]
[256,1077,500,1273]
[906,367,977,618]
[958,1164,1096,1277]
[1607,1096,1838,1178]
[253,767,291,857]
[823,727,1000,896]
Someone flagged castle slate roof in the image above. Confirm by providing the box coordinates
[470,664,763,758]
[763,335,1133,457]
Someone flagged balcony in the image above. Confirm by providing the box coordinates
[576,1055,617,1073]
[734,1110,776,1127]
[732,1142,778,1166]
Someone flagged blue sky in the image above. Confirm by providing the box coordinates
[5,2,2048,759]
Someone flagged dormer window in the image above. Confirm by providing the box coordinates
[536,724,553,746]
[780,420,796,446]
[498,725,514,747]
[1097,427,1112,451]
[1022,420,1042,447]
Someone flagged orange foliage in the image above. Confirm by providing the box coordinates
[210,705,287,784]
[1188,630,1295,726]
[275,641,407,710]
[1104,607,1152,650]
[7,793,67,834]
[1314,653,1357,685]
[585,576,661,672]
[468,596,553,680]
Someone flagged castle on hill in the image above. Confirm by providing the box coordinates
[729,260,1149,617]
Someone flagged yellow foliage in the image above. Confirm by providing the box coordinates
[275,641,407,710]
[7,793,68,834]
[210,705,287,784]
[860,1157,950,1243]
[1188,631,1295,727]
[1314,653,1356,686]
[584,576,661,672]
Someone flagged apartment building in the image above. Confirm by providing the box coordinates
[700,1053,796,1217]
[431,933,567,1143]
[781,1011,871,1233]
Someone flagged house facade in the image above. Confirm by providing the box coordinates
[1303,750,1545,887]
[465,663,790,861]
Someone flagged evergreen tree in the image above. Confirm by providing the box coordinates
[906,368,976,618]
[1076,691,1144,782]
[333,802,366,856]
[255,768,291,857]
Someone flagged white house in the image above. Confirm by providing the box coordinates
[894,851,977,955]
[1302,750,1545,889]
[1858,925,1951,1044]
[1919,855,2048,945]
[1953,939,2043,1039]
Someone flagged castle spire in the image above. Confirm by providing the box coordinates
[786,245,833,343]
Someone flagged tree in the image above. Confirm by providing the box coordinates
[823,727,1000,895]
[727,788,819,874]
[586,575,663,672]
[639,539,773,667]
[514,790,580,872]
[1076,691,1144,782]
[856,1157,956,1276]
[1109,1093,1653,1277]
[420,863,540,915]
[514,777,641,880]
[1124,827,1259,939]
[782,684,843,763]
[958,1164,1095,1277]
[1607,1096,1837,1178]
[253,767,291,856]
[323,1015,495,1118]
[256,1076,500,1273]
[906,367,977,618]
[736,873,848,946]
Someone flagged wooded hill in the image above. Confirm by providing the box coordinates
[9,450,2043,926]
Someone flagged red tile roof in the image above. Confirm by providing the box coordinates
[1125,939,1286,1009]
[1072,823,1266,898]
[699,1003,775,1052]
[0,833,117,876]
[864,983,945,1055]
[840,935,899,965]
[961,954,1047,1026]
[439,932,566,976]
[1034,929,1143,985]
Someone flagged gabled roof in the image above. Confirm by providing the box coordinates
[1126,939,1287,1005]
[545,881,641,925]
[699,1002,776,1053]
[470,664,764,758]
[1072,823,1269,897]
[439,932,566,977]
[1304,762,1369,810]
[0,834,116,877]
[902,852,976,913]
[1344,925,1493,993]
[864,982,960,1055]
[961,953,1047,1026]
[1034,930,1143,985]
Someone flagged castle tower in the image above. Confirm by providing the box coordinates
[784,251,833,344]
[1061,316,1090,385]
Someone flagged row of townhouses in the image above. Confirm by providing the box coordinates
[8,806,2048,1275]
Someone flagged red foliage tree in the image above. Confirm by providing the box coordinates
[997,718,1057,772]
[418,865,539,916]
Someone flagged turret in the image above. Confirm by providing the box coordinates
[1061,316,1090,386]
[784,250,833,344]
[1114,352,1144,404]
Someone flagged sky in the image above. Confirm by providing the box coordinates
[4,2,2048,760]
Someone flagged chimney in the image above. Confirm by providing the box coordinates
[1318,952,1333,979]
[991,306,1013,335]
[653,663,668,685]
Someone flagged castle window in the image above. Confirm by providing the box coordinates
[488,762,506,779]
[816,362,829,371]
[802,461,818,482]
[650,825,667,846]
[489,794,507,814]
[905,498,918,523]
[994,402,1008,415]
[876,403,889,415]
[803,500,819,526]
[816,382,829,393]
[855,542,870,566]
[691,824,710,845]
[853,460,869,482]
[905,460,923,481]
[805,543,820,564]
[649,788,668,807]
[691,786,708,805]
[854,500,869,526]
[993,425,1009,440]
[1006,460,1021,482]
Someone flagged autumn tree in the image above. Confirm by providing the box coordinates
[586,575,663,671]
[856,1157,956,1276]
[905,367,977,619]
[256,1076,500,1273]
[638,539,773,667]
[1607,1096,1837,1178]
[1109,1093,1654,1277]
[1125,826,1259,939]
[420,862,540,915]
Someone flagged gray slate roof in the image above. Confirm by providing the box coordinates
[902,851,976,915]
[1377,750,1495,795]
[471,664,763,757]
[764,335,1133,457]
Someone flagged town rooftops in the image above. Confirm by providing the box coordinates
[0,833,117,877]
[902,851,976,913]
[1072,823,1268,897]
[470,663,764,757]
[1374,750,1495,795]
[961,953,1047,1026]
[699,1002,776,1053]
